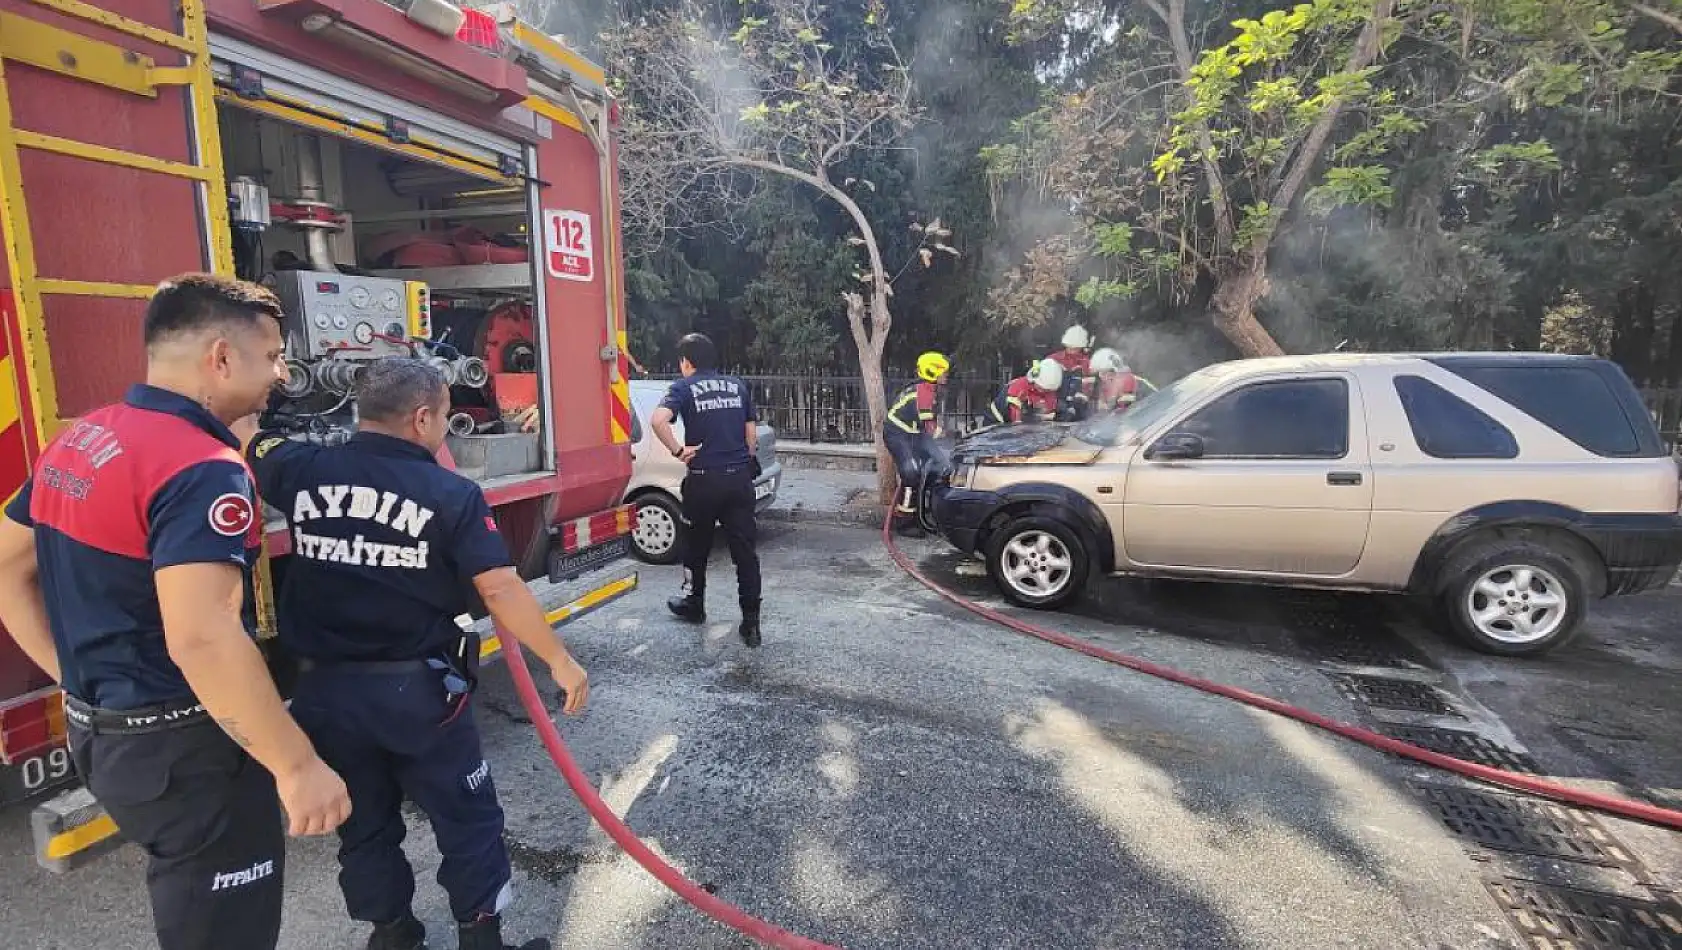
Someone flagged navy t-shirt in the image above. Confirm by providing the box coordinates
[246,430,513,661]
[658,372,758,469]
[3,385,263,710]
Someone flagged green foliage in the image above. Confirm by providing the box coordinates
[1156,1,1382,189]
[1074,277,1136,307]
[1471,141,1561,175]
[610,0,1682,379]
[1307,166,1393,213]
[1091,223,1133,257]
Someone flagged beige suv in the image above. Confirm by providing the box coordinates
[930,353,1682,656]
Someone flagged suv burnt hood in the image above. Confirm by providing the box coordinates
[951,423,1103,464]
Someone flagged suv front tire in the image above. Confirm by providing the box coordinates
[986,515,1090,610]
[1437,536,1589,656]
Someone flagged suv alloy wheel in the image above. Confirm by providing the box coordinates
[1436,536,1589,656]
[985,515,1090,609]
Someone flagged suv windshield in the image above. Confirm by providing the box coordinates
[1070,364,1230,446]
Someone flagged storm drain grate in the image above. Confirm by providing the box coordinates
[1486,880,1682,950]
[1380,724,1541,774]
[1414,784,1646,877]
[1298,631,1418,668]
[1282,603,1363,634]
[1332,673,1464,717]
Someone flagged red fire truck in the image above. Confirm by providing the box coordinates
[0,0,639,868]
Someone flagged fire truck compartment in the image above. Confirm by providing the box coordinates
[215,104,552,488]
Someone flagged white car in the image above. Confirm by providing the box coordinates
[624,378,783,563]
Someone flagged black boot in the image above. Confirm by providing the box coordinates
[365,913,426,950]
[457,914,550,950]
[667,593,705,623]
[668,569,706,623]
[738,600,762,648]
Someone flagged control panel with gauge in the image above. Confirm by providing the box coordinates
[260,269,490,446]
[271,271,415,360]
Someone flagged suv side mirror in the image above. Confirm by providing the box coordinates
[1147,432,1204,461]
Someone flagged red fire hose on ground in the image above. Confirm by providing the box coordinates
[879,499,1682,832]
[499,635,841,950]
[490,490,1680,950]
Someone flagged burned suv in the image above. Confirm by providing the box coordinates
[930,354,1682,656]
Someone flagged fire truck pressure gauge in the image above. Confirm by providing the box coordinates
[353,322,374,344]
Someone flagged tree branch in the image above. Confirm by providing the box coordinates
[1628,0,1682,34]
[725,154,892,343]
[1259,0,1399,253]
[1150,0,1236,251]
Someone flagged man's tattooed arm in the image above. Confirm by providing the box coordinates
[215,717,253,748]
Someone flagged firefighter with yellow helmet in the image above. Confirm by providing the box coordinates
[884,351,952,536]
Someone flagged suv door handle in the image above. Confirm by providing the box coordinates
[1327,471,1362,486]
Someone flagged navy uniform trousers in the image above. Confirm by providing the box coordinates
[68,717,285,950]
[680,466,762,603]
[289,665,511,924]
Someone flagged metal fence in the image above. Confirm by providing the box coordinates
[1641,388,1682,452]
[732,374,1006,443]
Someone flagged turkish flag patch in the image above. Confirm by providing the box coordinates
[209,492,256,537]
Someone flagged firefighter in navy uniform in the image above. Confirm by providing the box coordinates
[883,351,951,537]
[651,333,764,646]
[0,275,350,950]
[241,358,590,950]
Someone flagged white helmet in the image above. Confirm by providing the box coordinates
[1091,347,1127,374]
[1061,325,1092,350]
[1027,358,1064,392]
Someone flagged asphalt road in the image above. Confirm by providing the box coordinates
[1,519,1677,949]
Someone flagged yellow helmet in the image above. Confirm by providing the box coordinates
[916,351,952,382]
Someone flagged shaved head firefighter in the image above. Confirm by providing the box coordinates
[652,333,765,646]
[238,357,588,950]
[987,358,1063,427]
[884,351,952,537]
[0,274,351,950]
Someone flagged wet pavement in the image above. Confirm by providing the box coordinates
[0,516,1678,949]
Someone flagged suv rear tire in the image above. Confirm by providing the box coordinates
[986,515,1090,610]
[1436,538,1588,656]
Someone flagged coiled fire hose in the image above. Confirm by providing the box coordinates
[883,475,1682,832]
[500,636,841,949]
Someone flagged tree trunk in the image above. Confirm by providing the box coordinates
[1199,0,1393,360]
[1209,256,1286,357]
[845,291,896,506]
[729,158,899,504]
[1611,285,1658,384]
[1664,303,1682,386]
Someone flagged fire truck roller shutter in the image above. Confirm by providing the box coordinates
[207,33,524,184]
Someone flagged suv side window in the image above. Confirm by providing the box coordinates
[1393,375,1518,459]
[1173,378,1349,459]
[1450,365,1641,457]
[629,402,643,444]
